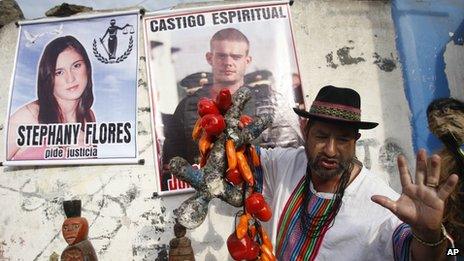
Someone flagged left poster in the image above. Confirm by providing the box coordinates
[4,11,139,166]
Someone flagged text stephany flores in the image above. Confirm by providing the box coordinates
[149,5,287,32]
[14,122,132,159]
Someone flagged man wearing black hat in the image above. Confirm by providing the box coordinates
[260,85,459,260]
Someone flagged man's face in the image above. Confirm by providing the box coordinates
[206,40,251,86]
[305,120,360,180]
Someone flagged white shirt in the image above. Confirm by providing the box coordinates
[260,146,405,260]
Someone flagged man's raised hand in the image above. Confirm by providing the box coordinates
[371,149,458,234]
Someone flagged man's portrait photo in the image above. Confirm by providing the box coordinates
[143,5,304,193]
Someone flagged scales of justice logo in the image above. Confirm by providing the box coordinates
[93,18,134,64]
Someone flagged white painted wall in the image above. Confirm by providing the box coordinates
[444,40,464,100]
[0,1,416,260]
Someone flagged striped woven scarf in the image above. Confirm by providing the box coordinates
[276,177,336,260]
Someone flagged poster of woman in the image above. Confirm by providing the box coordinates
[143,2,304,195]
[4,11,139,166]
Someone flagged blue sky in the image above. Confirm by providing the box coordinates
[16,0,218,19]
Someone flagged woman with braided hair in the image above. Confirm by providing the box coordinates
[427,97,464,252]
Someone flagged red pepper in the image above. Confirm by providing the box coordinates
[255,204,272,222]
[197,97,220,116]
[245,193,272,222]
[200,114,226,136]
[227,231,260,261]
[239,114,253,129]
[226,168,244,185]
[215,88,232,112]
[245,192,266,214]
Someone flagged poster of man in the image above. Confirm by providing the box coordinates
[4,11,139,166]
[143,2,304,195]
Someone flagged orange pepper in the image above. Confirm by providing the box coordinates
[236,213,251,239]
[226,139,237,170]
[249,223,257,239]
[236,150,254,186]
[260,252,271,261]
[260,244,276,261]
[200,154,208,168]
[199,132,212,157]
[249,146,260,167]
[192,118,202,141]
[259,226,273,250]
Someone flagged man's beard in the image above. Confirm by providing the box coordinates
[308,154,352,181]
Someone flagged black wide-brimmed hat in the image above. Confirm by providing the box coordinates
[293,85,378,129]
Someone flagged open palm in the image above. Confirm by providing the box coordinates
[372,149,458,231]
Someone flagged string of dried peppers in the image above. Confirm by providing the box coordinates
[169,86,274,260]
[192,88,276,261]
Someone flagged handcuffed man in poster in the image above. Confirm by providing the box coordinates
[162,28,303,172]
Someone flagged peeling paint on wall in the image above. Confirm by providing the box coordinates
[0,242,10,261]
[132,243,168,261]
[138,107,151,113]
[325,52,338,68]
[373,52,397,72]
[356,138,380,170]
[336,46,366,65]
[141,206,168,234]
[138,120,150,135]
[378,138,406,190]
[444,37,464,99]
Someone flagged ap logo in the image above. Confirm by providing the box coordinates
[447,248,460,256]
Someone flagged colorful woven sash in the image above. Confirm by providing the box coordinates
[276,177,336,260]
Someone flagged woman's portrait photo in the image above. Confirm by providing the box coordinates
[7,36,95,160]
[5,13,139,164]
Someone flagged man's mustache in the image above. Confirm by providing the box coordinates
[310,154,351,171]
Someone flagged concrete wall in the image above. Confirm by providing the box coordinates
[444,34,464,100]
[0,1,415,260]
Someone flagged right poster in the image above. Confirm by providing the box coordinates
[143,1,304,195]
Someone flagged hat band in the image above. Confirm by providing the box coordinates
[310,101,361,121]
